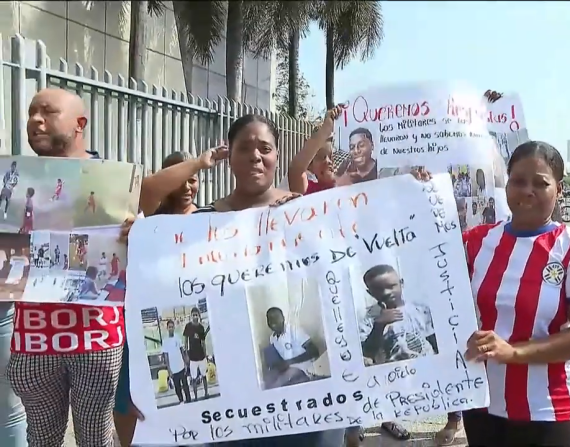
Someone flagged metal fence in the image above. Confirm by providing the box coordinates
[0,34,313,205]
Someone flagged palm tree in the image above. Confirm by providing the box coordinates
[128,1,303,106]
[140,1,255,104]
[225,1,245,102]
[140,1,225,94]
[314,1,384,109]
[244,1,314,116]
[128,1,149,83]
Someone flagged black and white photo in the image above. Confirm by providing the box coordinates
[356,264,439,367]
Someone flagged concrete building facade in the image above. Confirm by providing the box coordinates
[0,1,276,109]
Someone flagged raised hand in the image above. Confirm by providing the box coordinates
[198,145,229,169]
[409,166,432,182]
[484,90,504,103]
[118,216,136,245]
[324,104,344,124]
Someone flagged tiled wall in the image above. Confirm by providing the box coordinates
[0,1,274,109]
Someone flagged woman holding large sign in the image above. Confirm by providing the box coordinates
[192,114,339,447]
[114,147,229,447]
[120,115,346,446]
[462,141,570,446]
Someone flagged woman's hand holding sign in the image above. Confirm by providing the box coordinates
[409,166,432,182]
[119,216,136,245]
[465,330,516,363]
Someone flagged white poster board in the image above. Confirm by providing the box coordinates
[486,93,529,222]
[126,173,488,445]
[486,93,529,164]
[338,81,512,231]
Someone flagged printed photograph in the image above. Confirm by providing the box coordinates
[470,167,489,198]
[69,234,89,271]
[246,277,331,391]
[0,233,31,300]
[22,231,52,301]
[354,262,439,367]
[479,196,496,225]
[142,302,220,409]
[463,197,495,229]
[490,128,529,168]
[455,197,468,232]
[336,127,378,185]
[30,231,50,270]
[0,157,80,233]
[448,164,471,198]
[62,232,127,303]
[50,232,69,270]
[491,141,508,188]
[73,159,142,229]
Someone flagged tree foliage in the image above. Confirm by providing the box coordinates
[273,47,316,120]
[127,0,385,111]
[313,1,384,108]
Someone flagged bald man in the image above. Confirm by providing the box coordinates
[6,88,125,447]
[26,88,90,158]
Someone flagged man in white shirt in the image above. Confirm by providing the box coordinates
[467,200,482,229]
[98,252,108,281]
[266,307,319,389]
[162,320,191,404]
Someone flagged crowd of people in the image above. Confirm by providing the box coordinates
[0,86,569,447]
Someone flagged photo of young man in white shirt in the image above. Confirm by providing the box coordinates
[265,307,319,389]
[162,319,191,404]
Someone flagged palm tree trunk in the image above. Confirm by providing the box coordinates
[128,0,148,159]
[128,0,148,82]
[173,2,193,95]
[288,29,300,117]
[226,0,244,102]
[325,24,335,110]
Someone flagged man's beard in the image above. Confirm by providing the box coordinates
[30,132,74,156]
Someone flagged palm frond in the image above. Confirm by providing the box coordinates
[173,1,226,66]
[315,0,384,69]
[332,1,384,69]
[147,0,166,17]
[243,1,314,58]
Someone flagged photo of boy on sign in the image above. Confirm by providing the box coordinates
[358,264,438,366]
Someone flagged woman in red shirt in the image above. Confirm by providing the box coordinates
[462,141,570,446]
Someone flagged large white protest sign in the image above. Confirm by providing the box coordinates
[126,173,488,445]
[338,81,511,232]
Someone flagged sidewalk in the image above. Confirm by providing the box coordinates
[64,414,467,446]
